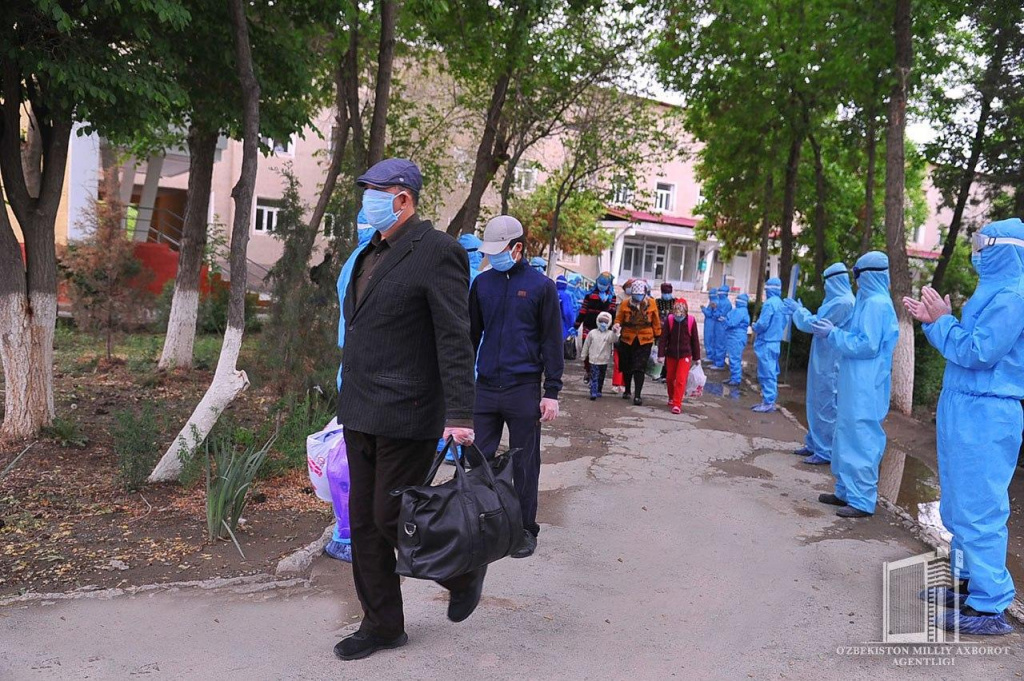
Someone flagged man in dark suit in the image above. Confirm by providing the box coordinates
[333,158,482,661]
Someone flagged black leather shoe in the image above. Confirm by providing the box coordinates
[447,566,487,623]
[818,493,847,507]
[333,630,408,661]
[512,530,537,559]
[622,392,632,400]
[633,396,643,406]
[836,506,872,518]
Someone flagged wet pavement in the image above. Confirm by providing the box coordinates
[2,356,1022,679]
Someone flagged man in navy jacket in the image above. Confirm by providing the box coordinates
[470,216,564,559]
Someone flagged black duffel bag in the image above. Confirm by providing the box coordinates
[564,335,578,360]
[392,438,524,581]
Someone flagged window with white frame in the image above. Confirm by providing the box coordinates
[611,177,635,206]
[262,135,295,157]
[911,224,924,244]
[513,167,538,193]
[654,182,676,212]
[254,200,282,233]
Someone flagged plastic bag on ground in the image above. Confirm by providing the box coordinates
[306,417,344,502]
[687,360,707,397]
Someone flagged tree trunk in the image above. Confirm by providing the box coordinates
[158,127,218,370]
[150,0,260,481]
[885,0,915,416]
[755,174,773,304]
[931,23,1010,291]
[545,203,564,278]
[809,132,827,287]
[779,133,803,294]
[446,72,512,236]
[367,0,397,167]
[343,0,366,174]
[308,61,350,237]
[0,63,71,441]
[861,113,878,253]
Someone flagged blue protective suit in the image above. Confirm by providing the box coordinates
[724,293,751,383]
[336,226,375,390]
[529,256,547,275]
[791,263,856,461]
[458,233,484,284]
[751,278,790,404]
[701,290,720,366]
[922,218,1024,614]
[826,252,899,514]
[556,275,576,338]
[714,286,733,366]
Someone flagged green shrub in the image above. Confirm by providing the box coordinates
[205,432,273,545]
[43,417,89,449]
[259,391,334,478]
[913,326,946,407]
[112,405,160,492]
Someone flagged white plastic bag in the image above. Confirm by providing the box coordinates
[687,360,707,397]
[307,417,344,502]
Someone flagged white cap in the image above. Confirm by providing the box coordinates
[479,215,524,255]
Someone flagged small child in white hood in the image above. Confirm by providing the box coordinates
[581,311,620,400]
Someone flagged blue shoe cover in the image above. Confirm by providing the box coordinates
[802,454,830,465]
[751,402,777,413]
[793,446,812,457]
[325,540,352,563]
[939,609,1013,635]
[919,586,966,609]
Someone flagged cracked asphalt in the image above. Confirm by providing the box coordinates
[2,365,1022,680]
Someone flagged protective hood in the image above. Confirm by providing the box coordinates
[556,275,568,291]
[823,262,852,301]
[853,251,890,297]
[765,277,782,298]
[356,208,369,227]
[736,293,749,306]
[529,257,547,271]
[356,226,374,247]
[976,218,1024,284]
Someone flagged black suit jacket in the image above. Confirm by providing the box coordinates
[337,217,475,440]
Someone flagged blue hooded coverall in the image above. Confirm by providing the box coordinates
[713,286,733,367]
[702,290,720,367]
[724,293,750,384]
[923,218,1024,614]
[751,278,789,405]
[791,263,856,461]
[556,275,576,338]
[458,233,484,284]
[825,252,899,514]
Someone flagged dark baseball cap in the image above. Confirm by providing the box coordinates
[355,158,423,196]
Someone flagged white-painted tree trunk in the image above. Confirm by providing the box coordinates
[890,317,915,415]
[149,326,249,482]
[158,288,200,370]
[0,292,56,440]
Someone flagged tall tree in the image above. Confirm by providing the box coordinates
[0,0,188,440]
[150,0,263,481]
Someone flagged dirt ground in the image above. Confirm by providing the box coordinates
[0,331,333,597]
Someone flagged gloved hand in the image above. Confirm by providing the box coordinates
[568,327,578,338]
[783,298,801,313]
[717,316,726,322]
[811,318,834,338]
[443,427,475,445]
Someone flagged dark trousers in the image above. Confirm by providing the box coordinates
[619,339,652,398]
[590,364,608,397]
[344,429,478,638]
[474,382,542,537]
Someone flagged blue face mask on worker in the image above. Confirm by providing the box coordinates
[489,244,521,272]
[361,189,407,232]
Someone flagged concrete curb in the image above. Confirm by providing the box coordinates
[0,574,310,607]
[275,523,335,576]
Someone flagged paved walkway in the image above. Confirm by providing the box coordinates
[2,373,1021,680]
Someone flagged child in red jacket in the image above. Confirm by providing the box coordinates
[657,298,701,414]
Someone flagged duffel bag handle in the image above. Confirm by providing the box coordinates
[422,437,501,489]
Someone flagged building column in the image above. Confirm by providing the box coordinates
[701,247,716,292]
[132,154,164,242]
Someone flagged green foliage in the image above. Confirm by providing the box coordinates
[513,180,611,256]
[913,327,946,407]
[261,391,335,479]
[153,275,260,337]
[112,405,160,492]
[204,433,273,543]
[42,417,88,449]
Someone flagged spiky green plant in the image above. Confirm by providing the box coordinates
[204,434,273,552]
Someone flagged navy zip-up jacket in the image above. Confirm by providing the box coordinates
[469,260,565,399]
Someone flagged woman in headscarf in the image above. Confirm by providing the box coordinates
[614,279,662,405]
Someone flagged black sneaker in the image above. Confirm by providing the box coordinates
[511,530,537,559]
[447,566,487,622]
[333,630,409,661]
[633,396,643,406]
[622,392,632,400]
[817,493,848,507]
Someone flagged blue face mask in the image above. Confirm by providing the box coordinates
[489,247,519,273]
[597,322,609,332]
[631,293,645,303]
[597,282,611,293]
[361,189,404,232]
[662,294,673,300]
